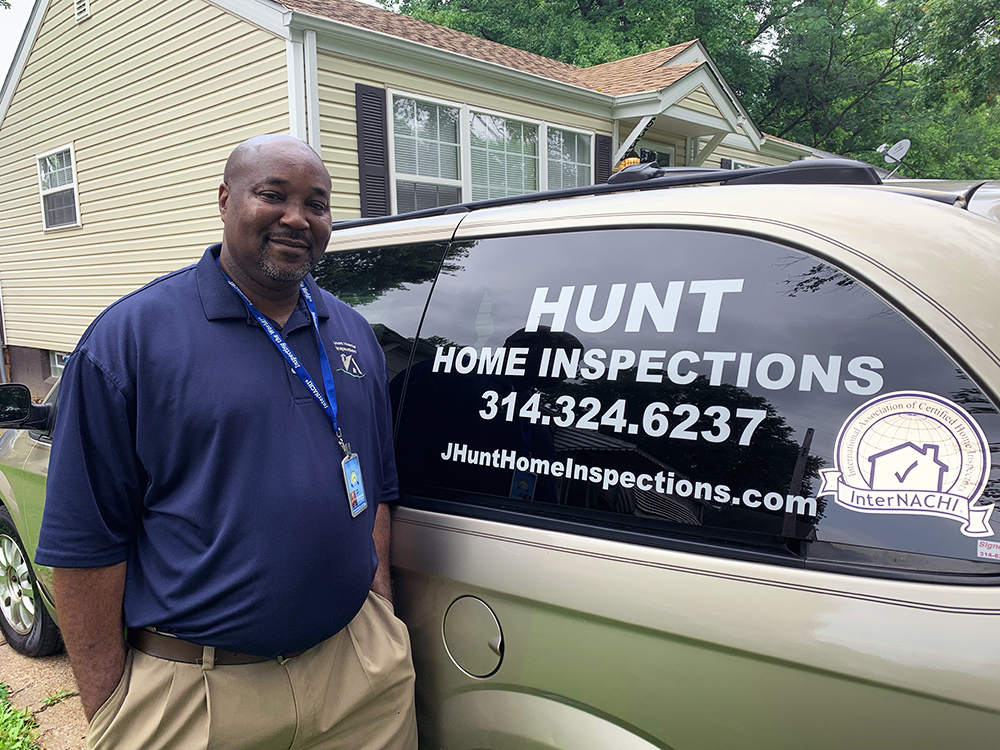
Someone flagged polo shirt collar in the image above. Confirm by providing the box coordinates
[197,244,331,323]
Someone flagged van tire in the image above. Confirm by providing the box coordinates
[0,505,61,657]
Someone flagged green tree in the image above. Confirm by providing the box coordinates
[756,0,927,153]
[385,0,999,178]
[920,0,1000,109]
[383,0,770,106]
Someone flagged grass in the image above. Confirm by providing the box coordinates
[0,683,39,750]
[40,690,74,708]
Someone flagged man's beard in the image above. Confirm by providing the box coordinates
[256,240,315,283]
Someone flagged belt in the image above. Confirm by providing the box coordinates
[127,629,306,666]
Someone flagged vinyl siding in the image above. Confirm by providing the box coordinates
[715,142,798,168]
[315,50,611,220]
[0,0,288,351]
[673,86,725,120]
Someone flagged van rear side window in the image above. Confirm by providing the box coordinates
[389,228,1000,577]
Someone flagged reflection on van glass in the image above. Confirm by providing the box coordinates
[386,229,1000,569]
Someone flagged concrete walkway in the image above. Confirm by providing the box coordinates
[0,635,86,750]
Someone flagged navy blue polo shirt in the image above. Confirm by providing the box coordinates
[36,245,398,657]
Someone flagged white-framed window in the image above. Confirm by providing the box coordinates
[547,128,592,191]
[75,0,91,22]
[638,141,675,168]
[36,145,81,230]
[732,158,763,169]
[389,91,593,213]
[49,351,69,378]
[391,97,462,213]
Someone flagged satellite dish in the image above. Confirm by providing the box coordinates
[884,139,911,164]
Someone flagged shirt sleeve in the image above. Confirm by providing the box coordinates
[35,349,144,568]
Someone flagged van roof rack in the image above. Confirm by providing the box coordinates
[332,158,884,231]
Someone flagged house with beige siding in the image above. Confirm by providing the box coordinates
[0,0,812,391]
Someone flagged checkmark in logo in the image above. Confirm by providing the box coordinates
[895,460,919,483]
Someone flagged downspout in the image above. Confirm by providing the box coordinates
[285,32,308,142]
[0,277,7,384]
[303,30,321,154]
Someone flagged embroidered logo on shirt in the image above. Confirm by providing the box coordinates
[332,341,365,378]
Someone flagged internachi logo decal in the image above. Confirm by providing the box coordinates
[819,391,994,538]
[333,341,365,378]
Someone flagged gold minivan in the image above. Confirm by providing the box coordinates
[323,165,1000,749]
[3,163,999,749]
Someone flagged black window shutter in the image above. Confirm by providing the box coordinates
[355,84,390,217]
[595,134,612,184]
[720,158,733,169]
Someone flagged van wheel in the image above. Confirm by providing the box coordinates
[0,506,61,656]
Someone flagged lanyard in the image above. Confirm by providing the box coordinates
[218,262,350,457]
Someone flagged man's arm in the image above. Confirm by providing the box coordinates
[53,562,128,721]
[370,502,393,604]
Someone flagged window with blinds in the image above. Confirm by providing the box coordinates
[547,128,592,191]
[36,146,81,230]
[392,97,462,213]
[470,113,538,200]
[389,93,594,213]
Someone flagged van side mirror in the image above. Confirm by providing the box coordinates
[0,384,31,423]
[0,383,54,433]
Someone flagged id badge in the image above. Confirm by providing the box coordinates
[509,468,537,501]
[342,453,368,517]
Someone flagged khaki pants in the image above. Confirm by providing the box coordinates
[87,592,417,750]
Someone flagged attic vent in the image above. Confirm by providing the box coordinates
[75,0,90,22]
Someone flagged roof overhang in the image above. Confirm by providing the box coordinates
[286,7,613,118]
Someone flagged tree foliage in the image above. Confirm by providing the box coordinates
[388,0,770,103]
[384,0,1000,178]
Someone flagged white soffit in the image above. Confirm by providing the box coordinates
[205,0,292,38]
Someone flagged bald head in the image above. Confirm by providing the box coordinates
[223,135,329,188]
[217,134,334,294]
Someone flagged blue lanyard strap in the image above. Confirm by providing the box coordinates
[217,261,349,456]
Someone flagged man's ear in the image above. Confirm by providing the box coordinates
[218,183,230,222]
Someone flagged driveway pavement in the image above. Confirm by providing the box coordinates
[0,635,86,750]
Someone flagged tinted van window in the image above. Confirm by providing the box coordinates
[313,243,448,381]
[393,229,1000,574]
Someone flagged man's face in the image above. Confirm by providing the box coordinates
[219,141,332,288]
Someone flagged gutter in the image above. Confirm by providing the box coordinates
[282,8,614,120]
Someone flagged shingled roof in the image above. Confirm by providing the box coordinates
[281,0,702,95]
[573,42,700,95]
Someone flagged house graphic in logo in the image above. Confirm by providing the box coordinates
[868,442,948,492]
[819,391,994,538]
[333,341,365,378]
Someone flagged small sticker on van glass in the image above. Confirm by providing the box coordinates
[978,540,1000,560]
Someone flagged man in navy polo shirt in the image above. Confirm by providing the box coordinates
[36,135,417,750]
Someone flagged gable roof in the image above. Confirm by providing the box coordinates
[281,0,702,95]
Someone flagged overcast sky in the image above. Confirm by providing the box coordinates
[1,1,34,86]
